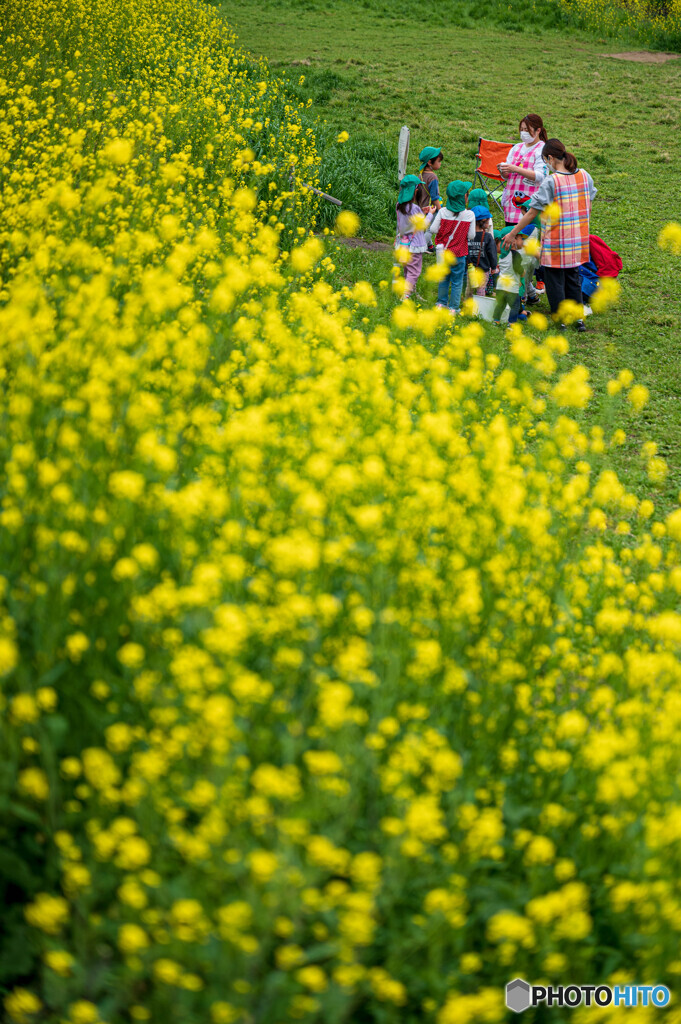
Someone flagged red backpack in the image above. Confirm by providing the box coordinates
[434,215,470,258]
[589,234,622,278]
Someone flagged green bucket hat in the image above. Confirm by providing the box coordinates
[467,187,490,210]
[398,174,421,204]
[494,225,515,251]
[419,145,443,170]
[445,179,472,213]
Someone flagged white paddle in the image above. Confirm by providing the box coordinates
[398,125,410,182]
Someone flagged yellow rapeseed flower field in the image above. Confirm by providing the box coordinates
[560,0,681,41]
[3,0,681,1022]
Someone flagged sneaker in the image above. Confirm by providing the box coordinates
[525,294,541,306]
[493,319,502,326]
[583,305,593,317]
[535,281,546,293]
[575,319,586,333]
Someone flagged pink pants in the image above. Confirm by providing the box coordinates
[473,271,490,295]
[404,253,423,291]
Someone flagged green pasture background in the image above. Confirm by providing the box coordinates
[222,0,681,512]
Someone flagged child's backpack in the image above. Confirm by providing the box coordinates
[589,235,622,278]
[434,215,470,258]
[578,259,600,297]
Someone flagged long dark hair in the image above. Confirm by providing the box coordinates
[542,138,578,173]
[520,113,548,143]
[397,182,429,215]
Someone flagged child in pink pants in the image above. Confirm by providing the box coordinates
[395,175,434,300]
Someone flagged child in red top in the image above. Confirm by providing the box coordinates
[427,180,474,313]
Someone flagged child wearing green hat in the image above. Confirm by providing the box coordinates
[467,187,491,216]
[427,180,475,314]
[395,175,435,300]
[419,146,443,211]
[492,227,526,325]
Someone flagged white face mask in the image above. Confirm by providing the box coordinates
[520,130,534,145]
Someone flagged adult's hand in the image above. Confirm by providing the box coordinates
[504,228,519,248]
[499,162,519,177]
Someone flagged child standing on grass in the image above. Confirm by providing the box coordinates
[492,228,524,325]
[427,180,475,314]
[395,174,435,301]
[466,205,497,297]
[419,146,443,210]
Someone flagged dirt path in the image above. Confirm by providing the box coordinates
[606,50,680,63]
[326,236,392,252]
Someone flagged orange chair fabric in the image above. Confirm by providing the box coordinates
[476,138,513,181]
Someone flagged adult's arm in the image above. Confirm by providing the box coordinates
[505,177,556,245]
[503,176,552,245]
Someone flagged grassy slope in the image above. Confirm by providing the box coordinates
[224,0,681,510]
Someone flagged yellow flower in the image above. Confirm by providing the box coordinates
[335,210,360,237]
[248,849,278,882]
[18,767,49,801]
[44,950,74,977]
[211,1002,239,1024]
[102,138,133,165]
[523,235,541,257]
[4,989,42,1023]
[468,266,486,289]
[296,966,327,992]
[591,276,621,312]
[658,220,681,255]
[628,384,649,412]
[25,893,69,935]
[11,694,39,724]
[524,836,556,866]
[0,637,19,675]
[543,201,561,225]
[154,959,183,985]
[118,923,150,955]
[68,1001,100,1024]
[336,130,349,143]
[552,365,592,409]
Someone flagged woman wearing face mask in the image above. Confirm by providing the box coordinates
[506,139,597,333]
[498,114,549,226]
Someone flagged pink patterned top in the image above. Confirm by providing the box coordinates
[501,140,547,223]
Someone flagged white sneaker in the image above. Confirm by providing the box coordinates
[583,305,593,317]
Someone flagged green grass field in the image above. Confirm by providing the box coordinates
[224,0,681,510]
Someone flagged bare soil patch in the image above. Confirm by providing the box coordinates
[328,236,392,252]
[607,50,680,63]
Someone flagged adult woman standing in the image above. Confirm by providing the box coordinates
[506,139,597,333]
[498,114,549,226]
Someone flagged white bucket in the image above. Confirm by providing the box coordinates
[472,294,509,323]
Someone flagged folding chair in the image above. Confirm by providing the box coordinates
[473,138,513,218]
